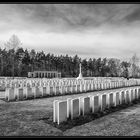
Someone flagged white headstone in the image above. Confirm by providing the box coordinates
[70,98,80,119]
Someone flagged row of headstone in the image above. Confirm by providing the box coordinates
[2,77,140,89]
[5,86,49,101]
[4,79,140,101]
[1,84,130,101]
[3,77,140,101]
[53,86,140,125]
[4,79,139,90]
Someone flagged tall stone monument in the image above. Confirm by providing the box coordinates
[77,63,83,79]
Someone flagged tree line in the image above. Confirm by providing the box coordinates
[0,34,140,78]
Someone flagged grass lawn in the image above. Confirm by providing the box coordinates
[0,86,140,136]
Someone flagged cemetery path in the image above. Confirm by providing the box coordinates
[0,86,140,136]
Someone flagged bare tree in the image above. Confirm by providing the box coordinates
[130,53,140,78]
[4,34,22,78]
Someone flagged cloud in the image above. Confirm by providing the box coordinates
[0,4,139,33]
[0,4,140,60]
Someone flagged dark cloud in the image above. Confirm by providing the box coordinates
[0,4,139,33]
[125,7,140,22]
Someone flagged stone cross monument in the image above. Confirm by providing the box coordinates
[77,63,83,79]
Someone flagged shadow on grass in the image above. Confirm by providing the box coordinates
[39,99,140,132]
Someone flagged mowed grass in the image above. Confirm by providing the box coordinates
[0,87,140,136]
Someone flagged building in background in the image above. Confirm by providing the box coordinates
[28,71,61,78]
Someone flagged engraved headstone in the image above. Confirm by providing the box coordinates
[89,84,91,91]
[67,86,71,94]
[126,90,130,103]
[77,85,80,93]
[94,95,100,113]
[102,94,107,111]
[50,86,54,95]
[55,86,60,95]
[131,89,134,101]
[35,87,42,98]
[72,85,76,93]
[67,98,72,119]
[82,96,91,115]
[136,88,139,99]
[26,87,34,99]
[18,88,24,100]
[53,100,59,123]
[134,89,137,99]
[82,84,86,92]
[57,100,68,124]
[109,93,114,107]
[70,98,80,119]
[62,86,67,94]
[121,91,125,104]
[7,88,15,101]
[46,85,50,95]
[116,92,120,105]
[42,87,47,97]
[138,88,140,99]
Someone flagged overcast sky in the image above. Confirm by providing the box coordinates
[0,4,140,60]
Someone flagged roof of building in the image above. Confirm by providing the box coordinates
[29,71,61,73]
